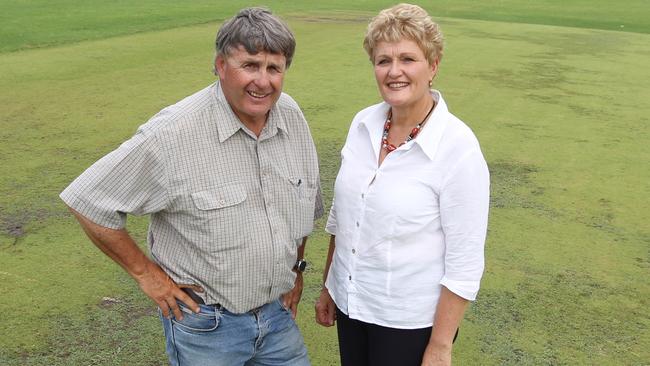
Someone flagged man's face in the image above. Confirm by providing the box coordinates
[215,46,287,127]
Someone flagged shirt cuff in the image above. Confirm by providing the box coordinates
[439,276,480,301]
[60,190,126,230]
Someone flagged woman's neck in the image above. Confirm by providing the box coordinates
[390,96,435,128]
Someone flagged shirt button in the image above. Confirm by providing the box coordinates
[348,275,352,281]
[218,199,226,205]
[352,249,356,254]
[356,222,359,227]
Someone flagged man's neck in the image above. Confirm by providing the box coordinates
[235,112,268,137]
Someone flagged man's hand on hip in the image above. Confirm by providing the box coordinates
[281,272,304,319]
[68,207,200,320]
[134,261,201,320]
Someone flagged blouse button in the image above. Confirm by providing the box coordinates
[356,222,359,227]
[348,275,352,281]
[352,249,356,254]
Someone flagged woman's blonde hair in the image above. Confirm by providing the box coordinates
[363,3,443,65]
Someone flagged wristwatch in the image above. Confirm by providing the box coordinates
[293,259,307,273]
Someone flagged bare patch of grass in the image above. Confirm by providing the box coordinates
[2,294,164,366]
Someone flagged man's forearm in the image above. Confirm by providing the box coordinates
[298,237,307,259]
[68,207,199,318]
[69,207,152,278]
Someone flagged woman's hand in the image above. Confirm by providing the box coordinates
[315,287,336,326]
[421,342,452,366]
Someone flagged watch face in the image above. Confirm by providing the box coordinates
[295,260,307,272]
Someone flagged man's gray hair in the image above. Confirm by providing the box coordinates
[215,7,296,69]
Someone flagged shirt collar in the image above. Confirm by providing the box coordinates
[413,90,449,161]
[357,103,391,163]
[357,90,449,162]
[212,81,289,143]
[263,104,290,141]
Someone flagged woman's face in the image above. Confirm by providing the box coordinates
[372,39,437,110]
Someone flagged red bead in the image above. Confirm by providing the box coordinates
[386,144,396,152]
[411,127,420,136]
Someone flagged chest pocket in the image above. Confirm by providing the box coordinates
[190,184,248,251]
[286,177,317,239]
[191,185,247,210]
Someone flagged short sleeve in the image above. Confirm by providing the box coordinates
[60,130,169,229]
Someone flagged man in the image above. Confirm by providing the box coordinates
[61,7,321,366]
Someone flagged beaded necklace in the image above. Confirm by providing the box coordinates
[381,101,436,153]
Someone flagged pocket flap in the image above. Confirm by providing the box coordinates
[191,185,247,210]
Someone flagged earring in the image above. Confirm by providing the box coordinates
[428,79,433,88]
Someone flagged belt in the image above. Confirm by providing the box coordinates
[182,287,222,309]
[182,288,273,313]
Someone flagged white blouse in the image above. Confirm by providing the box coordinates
[325,91,490,329]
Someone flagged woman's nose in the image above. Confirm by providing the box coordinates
[387,61,401,77]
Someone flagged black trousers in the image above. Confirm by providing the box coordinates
[335,307,458,366]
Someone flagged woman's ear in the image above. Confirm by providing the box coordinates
[430,58,440,79]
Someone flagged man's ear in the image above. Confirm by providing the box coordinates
[215,54,226,78]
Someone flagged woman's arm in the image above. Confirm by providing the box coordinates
[424,146,489,365]
[421,287,468,365]
[315,234,337,326]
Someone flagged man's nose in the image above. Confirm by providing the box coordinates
[254,69,272,88]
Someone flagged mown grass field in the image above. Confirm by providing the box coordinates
[1,1,649,365]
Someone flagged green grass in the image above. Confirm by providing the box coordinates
[1,0,649,53]
[1,2,649,365]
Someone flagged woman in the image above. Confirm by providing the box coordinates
[315,4,490,366]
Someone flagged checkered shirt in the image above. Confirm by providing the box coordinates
[61,81,323,313]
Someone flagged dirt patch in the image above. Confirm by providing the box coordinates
[489,160,538,209]
[98,297,123,308]
[6,224,24,238]
[465,289,531,364]
[0,207,64,241]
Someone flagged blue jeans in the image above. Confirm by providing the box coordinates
[160,299,310,366]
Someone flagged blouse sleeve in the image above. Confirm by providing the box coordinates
[438,148,490,301]
[325,196,337,235]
